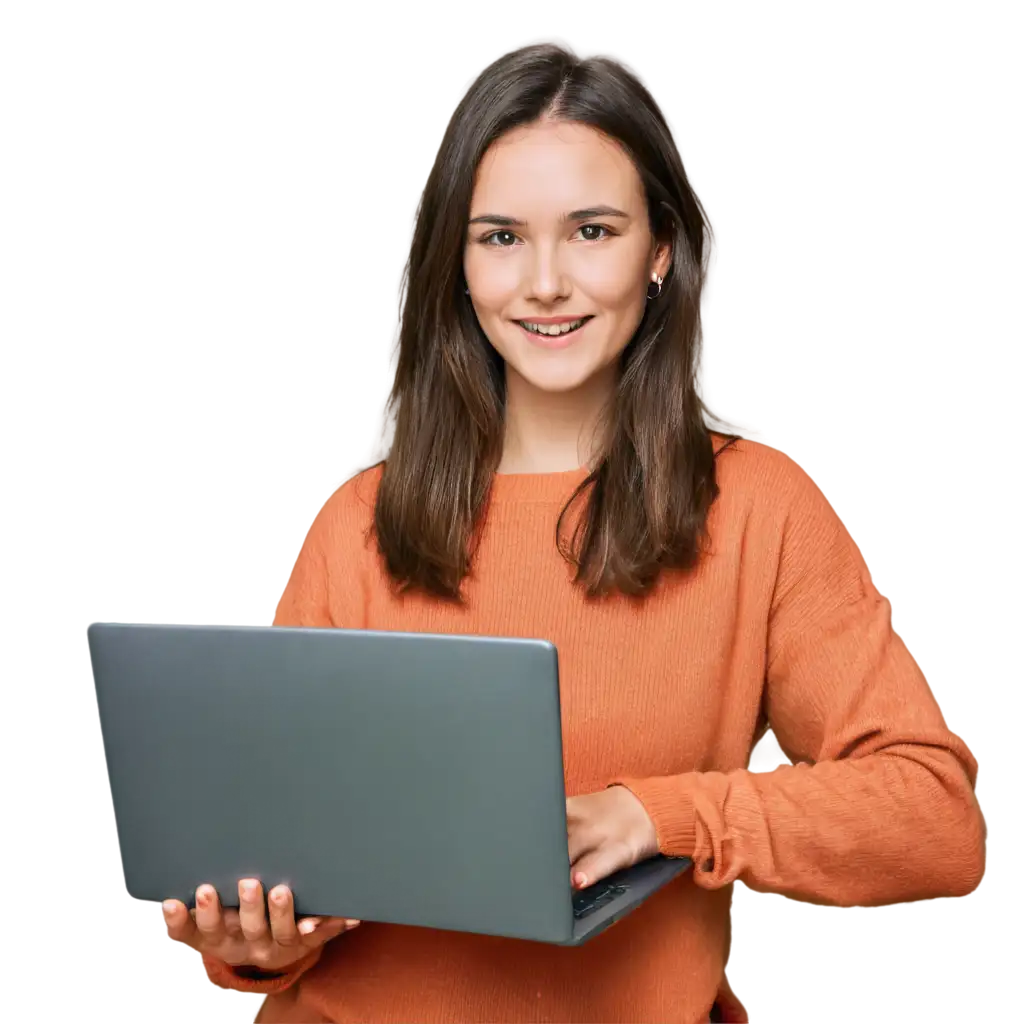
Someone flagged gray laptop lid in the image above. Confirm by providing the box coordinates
[89,623,578,943]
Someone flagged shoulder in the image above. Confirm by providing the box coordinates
[708,433,849,565]
[303,462,384,555]
[322,462,384,519]
[708,433,865,604]
[274,464,384,627]
[710,433,822,508]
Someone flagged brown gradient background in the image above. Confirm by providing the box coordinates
[0,9,1019,1024]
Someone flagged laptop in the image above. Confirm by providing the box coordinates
[87,622,692,945]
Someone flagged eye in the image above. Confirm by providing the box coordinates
[576,224,611,241]
[482,230,519,247]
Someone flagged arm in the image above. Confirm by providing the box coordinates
[204,484,370,992]
[614,458,986,907]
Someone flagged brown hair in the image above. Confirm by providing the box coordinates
[373,42,738,601]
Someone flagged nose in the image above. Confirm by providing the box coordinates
[525,241,570,304]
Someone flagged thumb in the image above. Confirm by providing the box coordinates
[571,842,631,890]
[300,916,360,948]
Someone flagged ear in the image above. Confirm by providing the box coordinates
[651,238,672,281]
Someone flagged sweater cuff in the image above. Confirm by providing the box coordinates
[202,945,323,994]
[610,775,698,859]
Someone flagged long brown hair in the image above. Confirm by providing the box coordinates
[374,43,738,601]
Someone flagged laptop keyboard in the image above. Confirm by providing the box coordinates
[572,880,628,919]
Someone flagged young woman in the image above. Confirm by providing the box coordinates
[160,43,986,1024]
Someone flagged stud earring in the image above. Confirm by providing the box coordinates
[646,274,663,300]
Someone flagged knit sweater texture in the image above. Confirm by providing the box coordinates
[202,437,985,1023]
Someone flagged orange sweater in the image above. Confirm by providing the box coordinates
[203,438,985,1023]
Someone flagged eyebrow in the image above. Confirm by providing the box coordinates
[467,205,630,227]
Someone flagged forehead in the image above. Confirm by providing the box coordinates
[471,121,644,214]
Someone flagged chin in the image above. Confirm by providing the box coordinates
[512,358,603,394]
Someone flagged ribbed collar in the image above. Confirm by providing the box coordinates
[487,465,592,504]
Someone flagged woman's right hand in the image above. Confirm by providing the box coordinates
[163,878,360,973]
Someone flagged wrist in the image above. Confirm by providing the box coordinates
[609,775,698,860]
[609,782,659,859]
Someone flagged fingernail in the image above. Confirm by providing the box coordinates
[242,881,257,898]
[575,873,587,887]
[271,888,286,904]
[298,919,317,934]
[345,919,360,928]
[163,900,176,914]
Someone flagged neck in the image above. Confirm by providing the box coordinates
[498,364,617,474]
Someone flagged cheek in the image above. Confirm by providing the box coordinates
[463,249,519,310]
[587,276,643,322]
[573,249,647,315]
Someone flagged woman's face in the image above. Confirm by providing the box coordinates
[463,120,671,396]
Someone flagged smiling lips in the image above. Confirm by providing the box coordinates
[516,315,594,341]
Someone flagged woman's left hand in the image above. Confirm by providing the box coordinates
[565,785,660,890]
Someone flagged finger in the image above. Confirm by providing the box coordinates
[267,886,301,948]
[571,841,632,890]
[238,879,272,948]
[163,898,199,946]
[194,884,227,946]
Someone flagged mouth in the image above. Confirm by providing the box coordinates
[515,315,594,343]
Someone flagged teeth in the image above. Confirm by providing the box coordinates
[520,317,588,336]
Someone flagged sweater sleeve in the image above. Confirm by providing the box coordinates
[613,457,987,907]
[202,482,370,993]
[202,947,324,995]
